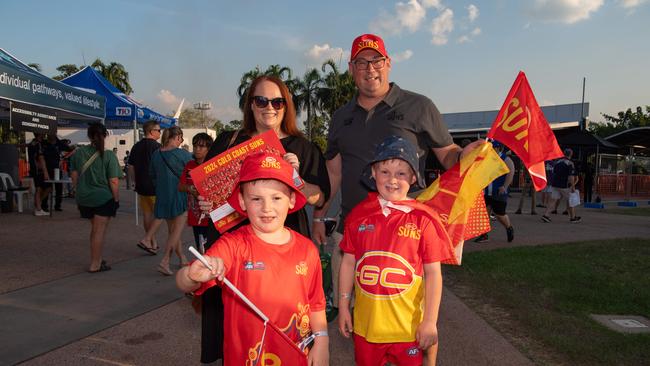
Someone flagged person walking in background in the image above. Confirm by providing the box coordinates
[28,133,51,216]
[149,126,192,276]
[123,150,131,190]
[542,148,581,223]
[129,121,162,254]
[474,141,515,243]
[70,123,121,273]
[515,169,537,215]
[178,133,213,252]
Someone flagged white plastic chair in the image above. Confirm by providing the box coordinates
[0,173,29,213]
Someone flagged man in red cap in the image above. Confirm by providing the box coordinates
[313,33,482,364]
[177,152,329,366]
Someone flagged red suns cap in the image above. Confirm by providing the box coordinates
[350,33,389,61]
[227,152,307,216]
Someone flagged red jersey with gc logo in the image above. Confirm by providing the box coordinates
[340,193,453,343]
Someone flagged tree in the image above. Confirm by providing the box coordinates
[92,58,133,95]
[53,64,80,80]
[177,108,219,130]
[318,59,356,119]
[294,68,323,140]
[236,64,296,111]
[226,120,243,131]
[589,106,650,137]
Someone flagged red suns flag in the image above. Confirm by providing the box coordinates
[249,321,308,366]
[487,71,563,191]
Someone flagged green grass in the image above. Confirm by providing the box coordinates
[444,239,650,366]
[600,207,650,216]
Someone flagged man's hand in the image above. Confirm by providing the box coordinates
[416,319,438,350]
[307,336,329,366]
[311,221,327,245]
[338,307,353,338]
[461,139,486,160]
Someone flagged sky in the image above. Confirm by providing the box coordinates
[2,0,649,125]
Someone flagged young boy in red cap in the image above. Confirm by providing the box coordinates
[338,136,454,366]
[176,152,329,366]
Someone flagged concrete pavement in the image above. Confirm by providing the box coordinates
[1,187,647,365]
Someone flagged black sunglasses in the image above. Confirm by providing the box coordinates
[253,96,286,110]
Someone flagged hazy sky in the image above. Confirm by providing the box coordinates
[3,0,648,124]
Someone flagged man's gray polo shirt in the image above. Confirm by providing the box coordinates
[325,83,454,224]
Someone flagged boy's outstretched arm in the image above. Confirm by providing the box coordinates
[417,262,442,352]
[307,310,329,366]
[338,253,356,338]
[175,256,223,292]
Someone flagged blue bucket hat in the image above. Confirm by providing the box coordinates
[361,135,425,191]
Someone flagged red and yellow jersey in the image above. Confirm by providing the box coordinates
[340,193,453,343]
[196,225,325,366]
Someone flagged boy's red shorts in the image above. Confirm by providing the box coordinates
[353,334,423,366]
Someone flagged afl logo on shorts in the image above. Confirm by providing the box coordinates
[406,346,420,357]
[355,251,416,299]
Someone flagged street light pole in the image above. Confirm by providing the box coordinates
[193,102,212,133]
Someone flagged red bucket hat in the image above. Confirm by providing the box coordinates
[227,152,307,216]
[350,33,389,61]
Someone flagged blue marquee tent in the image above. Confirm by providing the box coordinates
[61,66,175,128]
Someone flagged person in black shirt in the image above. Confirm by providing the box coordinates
[128,121,162,252]
[28,133,50,216]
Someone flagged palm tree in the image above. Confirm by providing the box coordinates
[295,68,323,140]
[236,66,264,110]
[92,58,133,95]
[318,59,356,119]
[236,64,297,111]
[52,64,80,80]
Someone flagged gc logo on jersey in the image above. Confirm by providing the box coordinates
[355,251,416,299]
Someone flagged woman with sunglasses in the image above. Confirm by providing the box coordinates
[149,126,193,275]
[195,75,330,364]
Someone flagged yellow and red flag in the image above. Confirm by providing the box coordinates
[487,71,563,191]
[417,143,509,264]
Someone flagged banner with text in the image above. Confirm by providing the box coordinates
[10,101,58,134]
[190,130,298,233]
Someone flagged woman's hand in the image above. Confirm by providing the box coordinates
[283,152,300,170]
[197,195,212,215]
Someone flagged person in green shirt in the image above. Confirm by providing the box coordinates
[70,122,122,273]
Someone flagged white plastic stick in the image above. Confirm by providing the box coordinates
[188,246,269,322]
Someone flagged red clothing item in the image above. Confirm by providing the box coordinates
[340,192,453,343]
[196,225,325,366]
[181,160,209,226]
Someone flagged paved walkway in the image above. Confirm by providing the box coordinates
[1,188,647,366]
